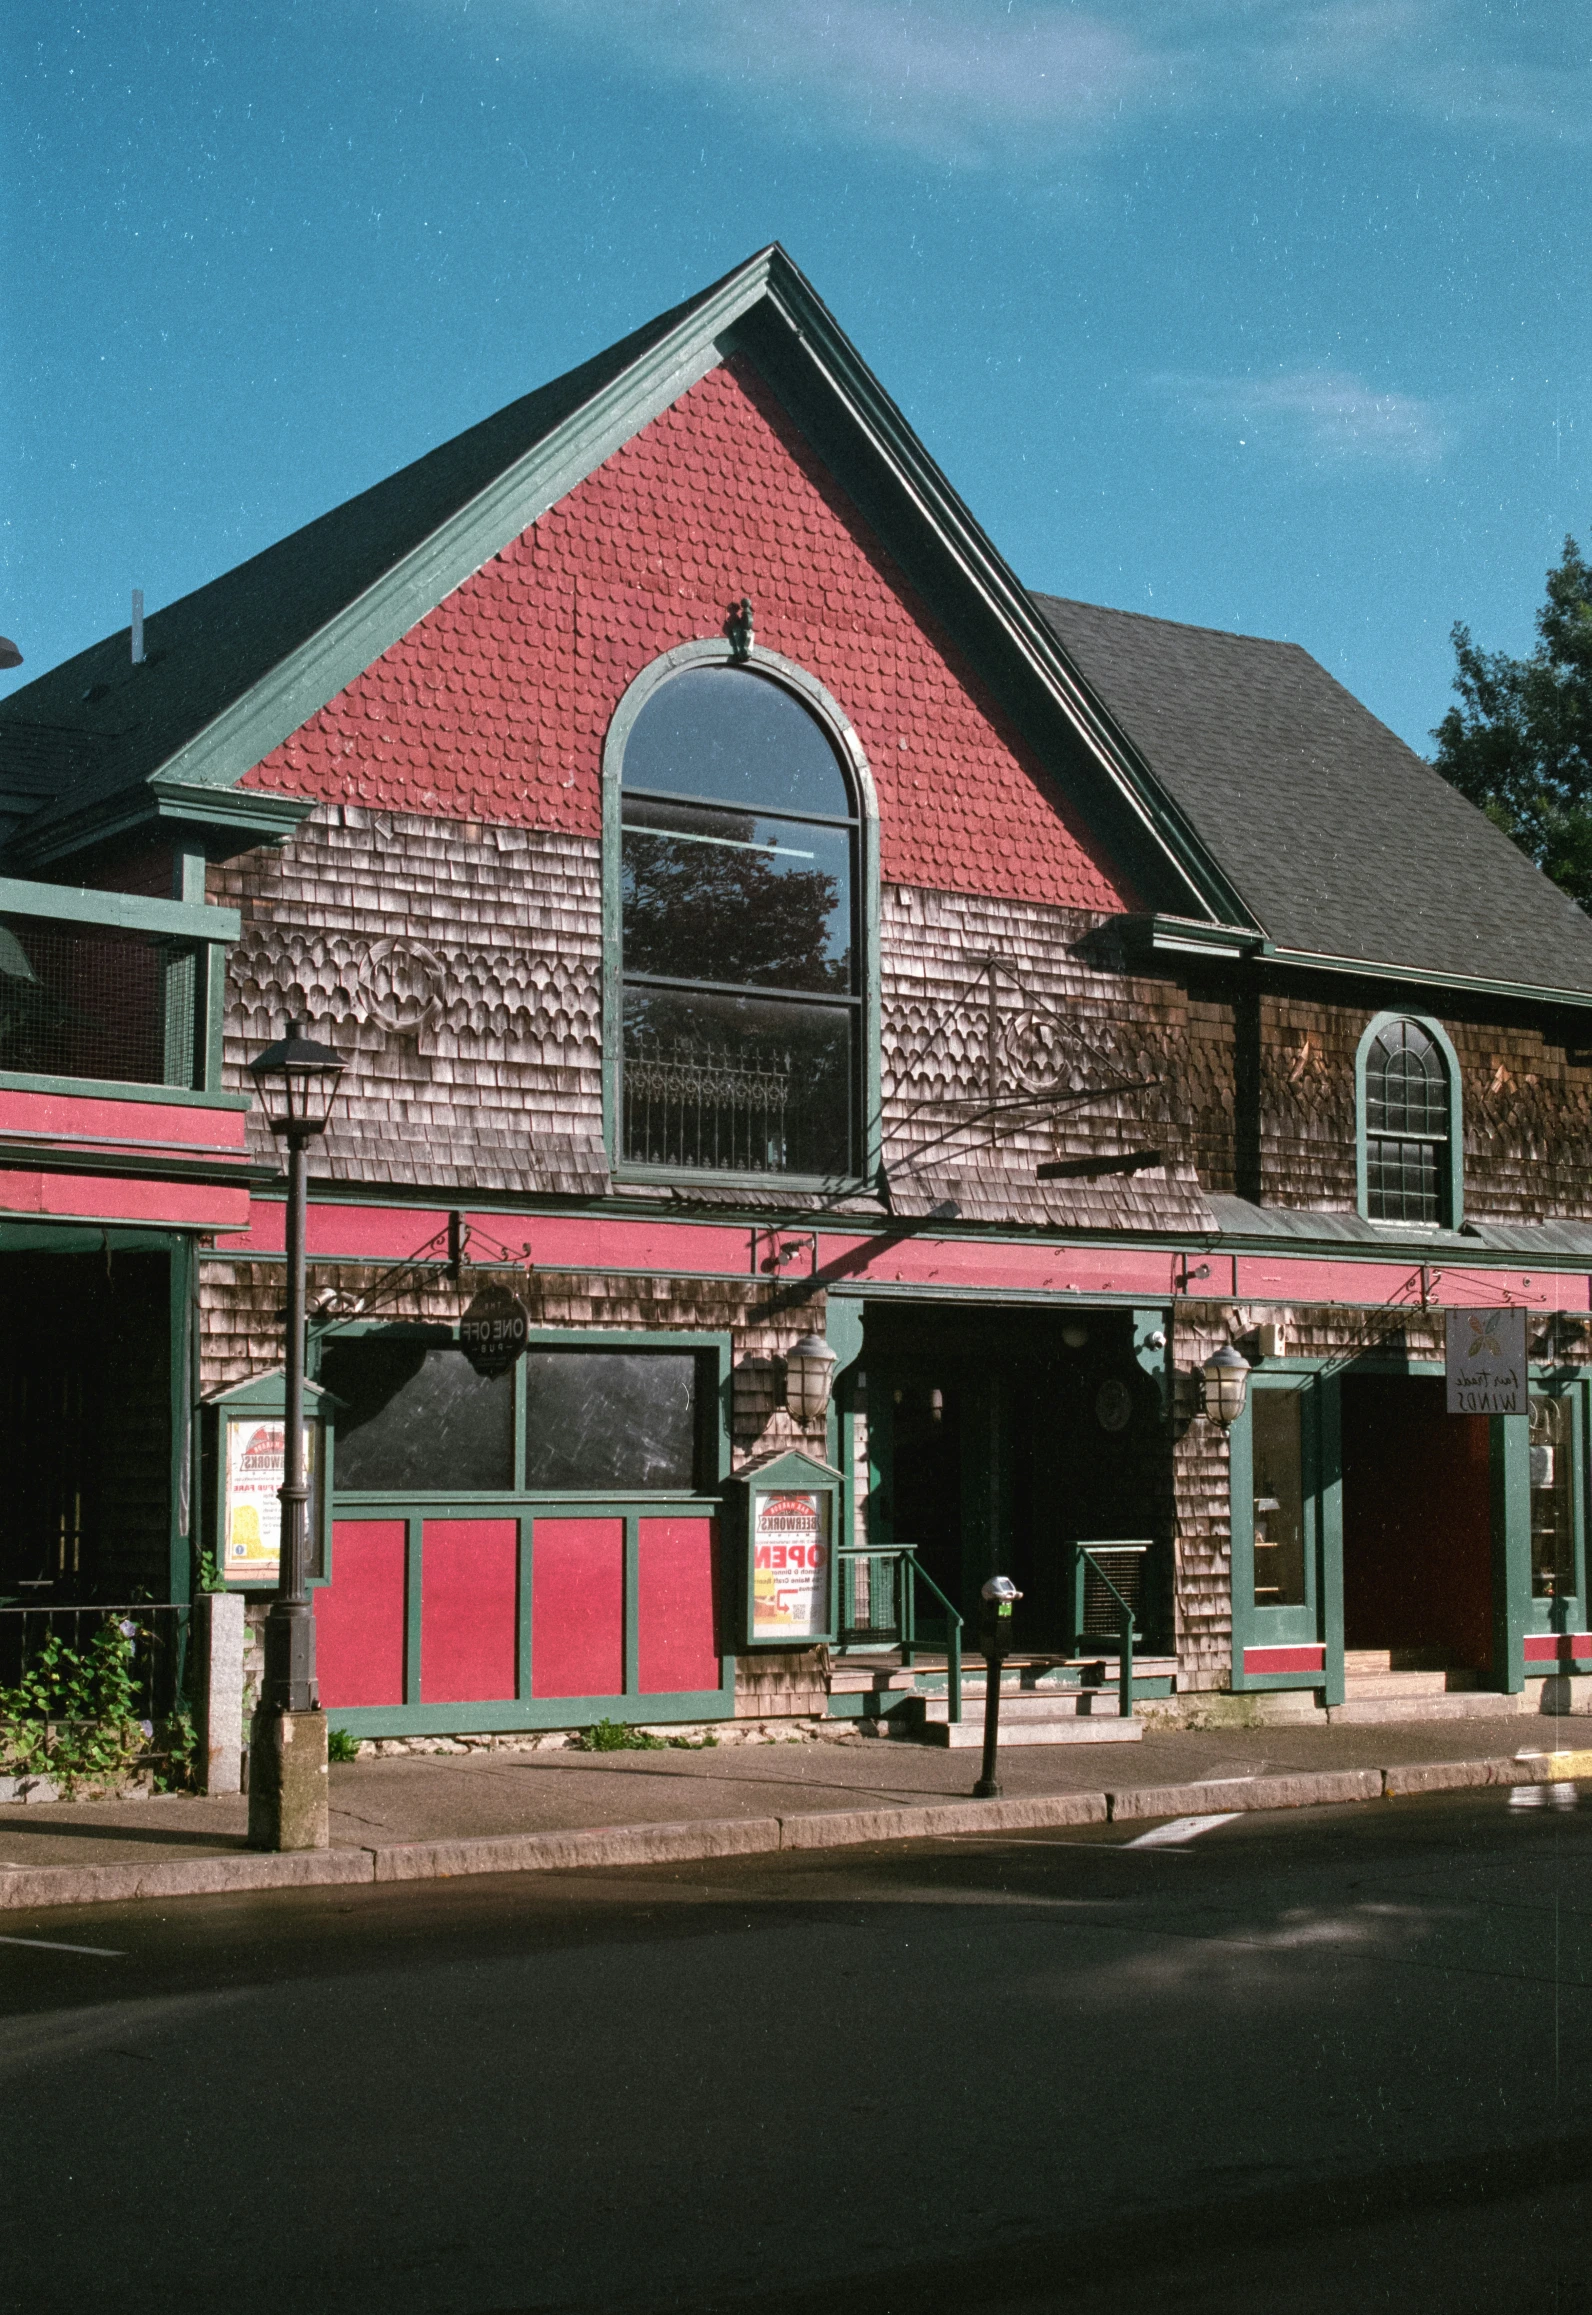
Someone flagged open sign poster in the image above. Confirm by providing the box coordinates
[751,1488,830,1640]
[223,1419,317,1584]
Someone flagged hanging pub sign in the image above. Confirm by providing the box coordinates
[731,1447,841,1648]
[1445,1306,1529,1416]
[460,1284,531,1377]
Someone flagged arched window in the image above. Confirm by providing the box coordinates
[614,661,863,1178]
[1361,1015,1455,1225]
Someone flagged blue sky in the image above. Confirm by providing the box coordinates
[3,1,1587,753]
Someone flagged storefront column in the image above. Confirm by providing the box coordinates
[1490,1413,1531,1693]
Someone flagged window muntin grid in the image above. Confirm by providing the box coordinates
[1364,1018,1451,1225]
[619,666,860,1178]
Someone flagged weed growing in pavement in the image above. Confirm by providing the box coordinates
[575,1718,667,1751]
[327,1726,362,1762]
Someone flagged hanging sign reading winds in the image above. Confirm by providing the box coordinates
[1445,1306,1528,1416]
[460,1285,531,1378]
[751,1488,830,1641]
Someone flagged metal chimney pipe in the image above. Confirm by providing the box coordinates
[131,588,145,665]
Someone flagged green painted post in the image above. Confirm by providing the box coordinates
[947,1613,962,1725]
[1119,1601,1134,1718]
[1319,1374,1346,1709]
[1491,1415,1530,1694]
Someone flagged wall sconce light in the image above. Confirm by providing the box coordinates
[783,1333,837,1422]
[1201,1343,1251,1426]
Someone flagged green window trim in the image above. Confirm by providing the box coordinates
[1354,1008,1464,1231]
[601,637,882,1191]
[1228,1370,1327,1688]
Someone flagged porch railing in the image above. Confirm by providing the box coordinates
[837,1544,964,1723]
[1075,1543,1152,1719]
[0,1602,191,1727]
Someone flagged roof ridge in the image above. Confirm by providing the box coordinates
[1030,590,1308,657]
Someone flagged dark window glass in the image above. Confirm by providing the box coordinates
[1251,1389,1307,1609]
[1365,1019,1450,1223]
[1530,1393,1576,1600]
[523,1351,699,1491]
[622,986,852,1176]
[620,664,860,1177]
[321,1337,514,1492]
[623,665,852,818]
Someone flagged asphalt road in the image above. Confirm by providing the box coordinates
[2,1789,1588,2315]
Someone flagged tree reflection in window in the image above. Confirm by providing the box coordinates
[620,666,860,1176]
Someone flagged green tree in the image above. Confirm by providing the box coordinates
[1432,535,1592,908]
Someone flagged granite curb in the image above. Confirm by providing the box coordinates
[4,1751,1590,1915]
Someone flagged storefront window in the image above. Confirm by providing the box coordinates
[1251,1389,1307,1609]
[522,1351,698,1491]
[1529,1393,1576,1599]
[321,1338,514,1492]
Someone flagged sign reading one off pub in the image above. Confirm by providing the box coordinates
[460,1285,531,1377]
[1445,1306,1528,1416]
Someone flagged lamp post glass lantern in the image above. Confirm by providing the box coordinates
[247,1019,345,1740]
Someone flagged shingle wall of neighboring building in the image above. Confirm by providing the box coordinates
[240,358,1135,916]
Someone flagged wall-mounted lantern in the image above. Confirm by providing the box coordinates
[1201,1342,1251,1427]
[783,1333,837,1422]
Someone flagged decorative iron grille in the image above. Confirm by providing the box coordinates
[1079,1546,1150,1640]
[623,1036,793,1172]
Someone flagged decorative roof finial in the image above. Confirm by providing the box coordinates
[726,596,754,661]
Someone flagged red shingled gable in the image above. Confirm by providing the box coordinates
[246,358,1135,912]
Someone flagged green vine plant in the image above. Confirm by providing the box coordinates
[0,1619,195,1797]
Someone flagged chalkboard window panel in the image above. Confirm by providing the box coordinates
[523,1350,699,1492]
[322,1339,515,1492]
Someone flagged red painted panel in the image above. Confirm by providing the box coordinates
[0,1170,251,1229]
[638,1518,720,1694]
[243,359,1136,913]
[532,1518,624,1698]
[1524,1633,1592,1663]
[0,1088,248,1150]
[1243,1645,1326,1675]
[421,1519,519,1704]
[315,1520,407,1708]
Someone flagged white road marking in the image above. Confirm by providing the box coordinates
[0,1934,124,1957]
[1509,1783,1578,1810]
[1124,1813,1243,1848]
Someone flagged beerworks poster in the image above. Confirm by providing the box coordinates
[751,1489,830,1640]
[223,1419,317,1583]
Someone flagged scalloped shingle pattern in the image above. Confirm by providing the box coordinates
[244,359,1131,913]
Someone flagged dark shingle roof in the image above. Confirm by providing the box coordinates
[0,269,739,850]
[1033,593,1592,996]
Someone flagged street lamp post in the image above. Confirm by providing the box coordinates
[246,1017,345,1852]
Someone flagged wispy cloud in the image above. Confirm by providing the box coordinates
[1152,366,1452,469]
[448,1,1592,165]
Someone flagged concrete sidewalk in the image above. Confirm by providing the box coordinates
[3,1714,1590,1914]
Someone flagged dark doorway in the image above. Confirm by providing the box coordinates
[1339,1375,1493,1672]
[0,1250,174,1602]
[860,1302,1168,1652]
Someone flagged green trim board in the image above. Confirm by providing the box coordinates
[0,872,239,943]
[601,636,882,1193]
[1354,1009,1465,1230]
[0,1069,250,1110]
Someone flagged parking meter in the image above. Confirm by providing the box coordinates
[974,1574,1023,1799]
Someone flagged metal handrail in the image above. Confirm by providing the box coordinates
[836,1545,964,1724]
[1075,1546,1142,1720]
